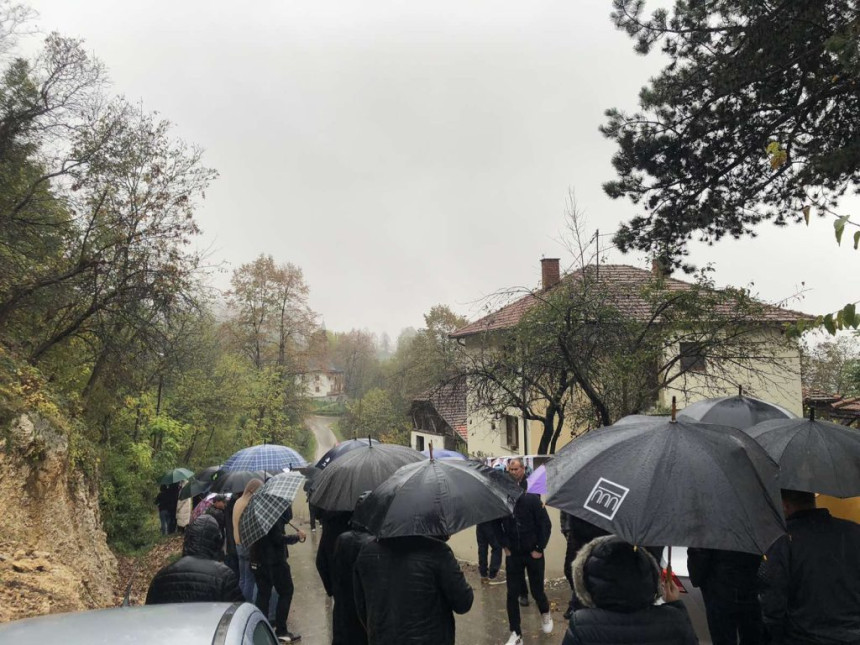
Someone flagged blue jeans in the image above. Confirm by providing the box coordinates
[236,544,257,602]
[159,509,171,536]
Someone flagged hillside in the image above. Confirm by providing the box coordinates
[0,368,117,622]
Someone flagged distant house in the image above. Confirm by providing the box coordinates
[409,377,468,453]
[452,258,811,457]
[803,388,860,427]
[297,362,345,401]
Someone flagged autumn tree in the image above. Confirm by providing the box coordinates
[802,336,860,396]
[330,329,380,398]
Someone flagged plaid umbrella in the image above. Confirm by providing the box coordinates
[223,444,307,472]
[238,471,306,546]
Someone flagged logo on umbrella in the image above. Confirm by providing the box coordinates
[584,478,629,520]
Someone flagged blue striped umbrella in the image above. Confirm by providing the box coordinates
[223,444,307,472]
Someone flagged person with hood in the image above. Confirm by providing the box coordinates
[353,533,473,645]
[232,478,264,601]
[500,457,553,645]
[330,492,375,645]
[145,514,243,604]
[562,535,697,645]
[251,505,306,643]
[758,489,860,644]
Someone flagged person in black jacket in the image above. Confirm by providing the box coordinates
[561,513,610,619]
[758,489,860,644]
[562,535,697,645]
[315,509,352,597]
[499,458,553,645]
[251,506,306,642]
[353,534,473,645]
[688,547,763,645]
[145,514,243,604]
[330,492,374,645]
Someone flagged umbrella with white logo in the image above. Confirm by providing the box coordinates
[545,404,785,554]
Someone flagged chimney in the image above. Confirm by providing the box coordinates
[651,256,671,278]
[541,258,560,291]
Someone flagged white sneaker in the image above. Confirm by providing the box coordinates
[541,612,554,634]
[503,632,523,645]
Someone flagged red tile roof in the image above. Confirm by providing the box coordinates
[452,264,812,338]
[414,377,468,441]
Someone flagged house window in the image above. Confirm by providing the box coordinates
[504,415,519,450]
[679,342,707,373]
[415,435,425,451]
[315,385,320,393]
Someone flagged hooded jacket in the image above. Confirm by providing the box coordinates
[145,515,243,605]
[353,536,473,645]
[562,536,697,645]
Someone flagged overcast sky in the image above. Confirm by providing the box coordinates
[25,0,859,339]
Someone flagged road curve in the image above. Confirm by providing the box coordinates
[306,414,338,462]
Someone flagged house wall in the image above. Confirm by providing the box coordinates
[464,401,543,459]
[464,327,804,457]
[410,430,445,452]
[297,371,344,400]
[659,327,803,416]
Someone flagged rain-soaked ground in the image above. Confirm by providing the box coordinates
[285,521,570,645]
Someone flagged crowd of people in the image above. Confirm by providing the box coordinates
[145,457,860,645]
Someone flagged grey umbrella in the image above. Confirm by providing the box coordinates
[746,410,860,498]
[309,444,426,512]
[238,471,306,546]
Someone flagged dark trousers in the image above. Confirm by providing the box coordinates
[702,584,764,645]
[309,503,317,530]
[476,524,502,578]
[254,561,294,634]
[506,553,549,634]
[563,533,582,612]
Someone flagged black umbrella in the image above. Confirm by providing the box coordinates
[353,459,523,538]
[178,478,210,500]
[679,388,796,429]
[238,471,306,546]
[309,444,426,512]
[315,437,380,471]
[209,469,269,495]
[194,465,222,484]
[746,410,860,498]
[545,413,785,554]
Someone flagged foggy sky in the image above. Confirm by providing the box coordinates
[25,1,858,338]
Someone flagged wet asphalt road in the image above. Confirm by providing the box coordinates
[284,521,570,645]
